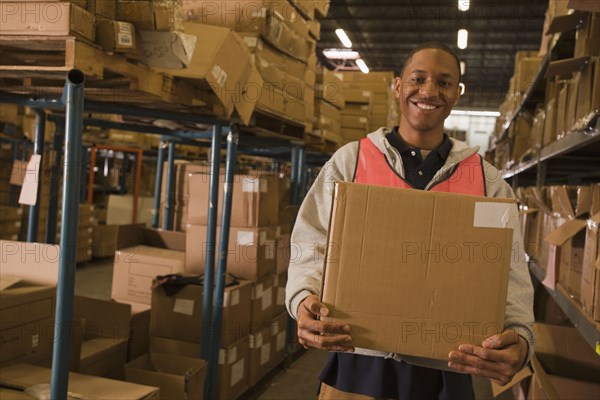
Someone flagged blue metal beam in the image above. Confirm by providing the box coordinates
[201,125,222,361]
[45,119,65,244]
[206,125,239,400]
[162,141,176,230]
[50,69,85,400]
[26,109,46,243]
[152,140,166,229]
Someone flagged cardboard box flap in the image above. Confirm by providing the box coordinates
[491,366,533,397]
[0,275,21,291]
[576,186,593,217]
[550,186,576,219]
[0,241,60,285]
[546,11,589,34]
[116,225,186,252]
[526,188,552,215]
[544,218,587,245]
[545,56,591,78]
[74,296,132,340]
[233,58,264,126]
[568,0,600,12]
[0,389,36,399]
[0,364,159,399]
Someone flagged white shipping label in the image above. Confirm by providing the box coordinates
[276,332,285,352]
[118,22,132,34]
[260,344,271,365]
[277,287,285,306]
[362,91,371,97]
[18,155,41,206]
[359,117,367,123]
[219,349,225,365]
[250,7,267,18]
[237,231,255,246]
[230,359,245,386]
[244,36,258,48]
[473,202,513,229]
[228,347,237,365]
[259,231,267,245]
[224,291,230,307]
[271,321,280,336]
[32,334,39,348]
[242,177,260,192]
[262,287,272,311]
[173,299,195,316]
[118,33,133,47]
[231,289,239,306]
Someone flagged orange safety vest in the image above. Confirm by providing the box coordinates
[353,137,486,196]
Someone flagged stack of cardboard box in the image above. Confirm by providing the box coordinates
[519,184,600,323]
[312,66,344,151]
[0,205,23,241]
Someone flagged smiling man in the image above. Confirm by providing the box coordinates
[285,42,534,399]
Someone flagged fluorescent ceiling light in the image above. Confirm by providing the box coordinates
[335,28,352,48]
[460,61,466,76]
[457,29,468,49]
[323,49,360,59]
[356,59,369,74]
[459,83,466,95]
[458,0,470,12]
[451,110,501,117]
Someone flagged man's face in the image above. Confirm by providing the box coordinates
[394,48,461,135]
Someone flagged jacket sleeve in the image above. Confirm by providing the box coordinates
[484,161,535,364]
[285,142,358,319]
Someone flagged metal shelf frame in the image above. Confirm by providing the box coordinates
[1,70,323,399]
[529,260,600,354]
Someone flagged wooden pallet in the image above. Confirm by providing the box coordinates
[0,35,199,109]
[242,109,306,142]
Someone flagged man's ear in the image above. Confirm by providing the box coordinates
[393,76,402,99]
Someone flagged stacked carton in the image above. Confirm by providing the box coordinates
[311,66,344,151]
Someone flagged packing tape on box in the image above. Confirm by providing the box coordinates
[249,333,263,349]
[231,359,245,387]
[265,240,275,260]
[262,288,272,311]
[261,344,271,365]
[473,202,513,228]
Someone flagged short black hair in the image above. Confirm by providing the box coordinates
[400,42,462,82]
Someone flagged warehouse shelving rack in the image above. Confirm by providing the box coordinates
[496,11,600,356]
[0,67,323,399]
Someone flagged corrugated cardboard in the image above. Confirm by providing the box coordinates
[217,336,250,400]
[0,2,96,40]
[87,0,115,19]
[0,363,159,399]
[270,311,287,366]
[0,388,35,399]
[150,279,252,347]
[112,225,186,306]
[153,23,261,125]
[0,206,23,223]
[321,183,514,360]
[581,212,600,320]
[96,20,136,53]
[72,296,131,377]
[185,224,276,280]
[92,224,118,258]
[529,355,600,400]
[139,30,196,68]
[125,353,207,400]
[187,172,279,227]
[250,274,275,328]
[248,325,272,386]
[127,303,151,362]
[272,272,287,316]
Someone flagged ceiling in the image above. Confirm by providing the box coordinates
[317,0,549,109]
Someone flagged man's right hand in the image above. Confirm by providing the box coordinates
[296,295,354,352]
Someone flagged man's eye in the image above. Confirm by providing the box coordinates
[439,81,451,88]
[412,78,425,84]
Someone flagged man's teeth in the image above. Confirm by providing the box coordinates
[416,103,437,110]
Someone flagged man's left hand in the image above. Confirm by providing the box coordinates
[447,329,528,386]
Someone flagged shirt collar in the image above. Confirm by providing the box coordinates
[387,126,452,161]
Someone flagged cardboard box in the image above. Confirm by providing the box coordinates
[250,274,274,328]
[316,67,345,109]
[185,224,276,280]
[118,1,176,31]
[217,336,250,400]
[72,296,131,377]
[138,30,196,68]
[272,272,287,316]
[150,279,252,347]
[270,311,287,365]
[0,283,55,367]
[112,225,186,307]
[276,232,291,274]
[125,353,207,400]
[248,325,272,385]
[581,212,600,320]
[187,172,279,227]
[119,303,148,363]
[544,218,587,297]
[321,183,515,360]
[0,364,159,399]
[87,0,116,19]
[344,89,372,104]
[575,12,600,57]
[153,23,263,125]
[92,224,118,258]
[96,20,136,53]
[529,356,600,400]
[0,2,96,40]
[341,127,368,142]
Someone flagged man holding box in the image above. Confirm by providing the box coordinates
[286,43,534,399]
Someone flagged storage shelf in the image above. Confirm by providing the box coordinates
[529,260,600,354]
[539,114,600,162]
[501,157,539,180]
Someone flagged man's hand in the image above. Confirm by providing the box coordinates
[296,295,354,352]
[447,329,528,386]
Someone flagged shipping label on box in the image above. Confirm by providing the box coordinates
[321,183,515,361]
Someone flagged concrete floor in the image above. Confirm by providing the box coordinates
[75,257,512,400]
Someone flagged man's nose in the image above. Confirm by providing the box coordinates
[419,79,439,95]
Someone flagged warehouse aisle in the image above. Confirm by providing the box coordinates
[74,259,512,400]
